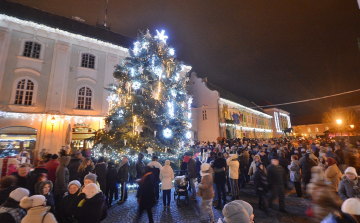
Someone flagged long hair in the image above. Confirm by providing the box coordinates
[78,158,91,173]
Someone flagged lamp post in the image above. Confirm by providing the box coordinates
[51,116,55,132]
[336,119,342,136]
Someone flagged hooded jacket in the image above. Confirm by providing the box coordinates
[198,167,214,200]
[55,156,71,195]
[227,155,239,179]
[21,206,57,223]
[35,180,55,213]
[338,175,360,201]
[159,161,174,190]
[325,158,341,192]
[288,160,301,182]
[117,161,130,183]
[67,192,107,223]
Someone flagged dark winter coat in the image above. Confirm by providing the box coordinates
[94,163,107,193]
[326,151,340,164]
[67,192,107,223]
[0,186,16,206]
[137,172,156,209]
[259,154,270,167]
[279,156,290,176]
[78,165,93,185]
[239,150,250,168]
[67,158,82,182]
[106,165,118,190]
[338,175,360,201]
[213,157,227,184]
[55,156,71,195]
[253,168,268,195]
[35,180,55,213]
[31,167,49,181]
[266,164,285,186]
[0,197,26,223]
[59,189,79,223]
[300,157,317,182]
[136,160,146,179]
[187,158,198,179]
[117,161,130,183]
[335,149,346,165]
[11,172,35,195]
[45,159,59,183]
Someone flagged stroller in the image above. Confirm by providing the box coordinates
[173,172,189,205]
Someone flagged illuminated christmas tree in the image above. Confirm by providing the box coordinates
[93,30,192,163]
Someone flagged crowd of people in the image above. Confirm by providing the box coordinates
[1,137,360,223]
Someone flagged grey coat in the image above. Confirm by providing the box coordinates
[338,175,360,201]
[55,156,71,195]
[288,160,301,182]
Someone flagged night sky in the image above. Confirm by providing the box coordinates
[12,0,360,117]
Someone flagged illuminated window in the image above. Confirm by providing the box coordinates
[307,127,311,133]
[77,86,92,109]
[315,127,319,132]
[14,79,34,105]
[23,41,41,59]
[81,53,95,69]
[325,126,329,131]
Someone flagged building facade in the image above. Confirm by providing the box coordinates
[0,2,133,159]
[188,73,274,142]
[262,108,292,138]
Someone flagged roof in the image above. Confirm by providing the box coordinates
[0,1,134,49]
[205,81,264,114]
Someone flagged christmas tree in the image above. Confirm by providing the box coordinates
[93,30,192,164]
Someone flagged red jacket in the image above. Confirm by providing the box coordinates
[45,159,59,183]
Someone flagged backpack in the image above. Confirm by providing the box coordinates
[148,166,160,181]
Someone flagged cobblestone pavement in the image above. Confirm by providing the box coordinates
[103,182,317,223]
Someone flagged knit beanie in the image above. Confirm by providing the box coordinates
[20,195,46,209]
[9,188,29,202]
[222,201,250,223]
[84,173,97,183]
[327,157,336,166]
[234,200,253,218]
[68,180,81,189]
[200,163,211,176]
[341,198,360,215]
[345,167,358,177]
[82,183,99,199]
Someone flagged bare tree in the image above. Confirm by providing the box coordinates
[322,108,360,132]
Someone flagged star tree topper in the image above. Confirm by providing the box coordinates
[155,30,168,43]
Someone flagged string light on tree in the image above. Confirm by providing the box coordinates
[163,128,172,138]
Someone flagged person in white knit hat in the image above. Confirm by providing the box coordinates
[338,167,360,201]
[19,195,57,223]
[0,187,29,223]
[198,163,214,223]
[59,180,81,222]
[67,183,107,223]
[217,201,250,223]
[341,198,360,216]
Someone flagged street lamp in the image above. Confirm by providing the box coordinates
[51,116,55,132]
[336,119,342,125]
[350,125,354,129]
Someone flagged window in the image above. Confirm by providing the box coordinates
[77,87,92,109]
[202,110,207,120]
[315,127,319,132]
[81,53,95,69]
[14,79,34,105]
[307,127,311,133]
[325,126,329,131]
[23,41,41,59]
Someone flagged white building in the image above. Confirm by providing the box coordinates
[262,108,292,138]
[188,73,274,142]
[0,1,133,160]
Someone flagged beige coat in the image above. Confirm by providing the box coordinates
[198,172,214,200]
[21,206,57,223]
[226,155,239,179]
[325,164,342,192]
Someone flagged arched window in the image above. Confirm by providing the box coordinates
[77,86,92,109]
[81,53,95,69]
[23,41,41,59]
[14,79,34,105]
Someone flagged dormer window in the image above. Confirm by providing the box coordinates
[23,41,41,59]
[81,53,95,69]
